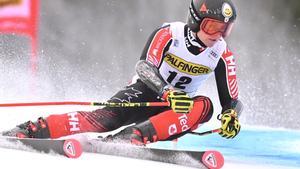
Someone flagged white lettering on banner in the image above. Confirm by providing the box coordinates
[225,55,236,76]
[168,124,177,136]
[178,114,189,132]
[68,112,80,132]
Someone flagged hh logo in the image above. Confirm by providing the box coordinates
[223,49,236,76]
[68,112,80,132]
[225,55,236,76]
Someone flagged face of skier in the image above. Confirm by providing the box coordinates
[197,18,234,47]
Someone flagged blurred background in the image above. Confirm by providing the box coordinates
[0,0,299,129]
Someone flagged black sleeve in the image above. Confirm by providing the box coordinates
[215,58,232,107]
[215,56,243,116]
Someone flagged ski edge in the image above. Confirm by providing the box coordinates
[0,136,83,158]
[82,139,224,169]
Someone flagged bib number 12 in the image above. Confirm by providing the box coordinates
[166,71,192,89]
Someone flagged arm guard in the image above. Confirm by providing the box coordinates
[135,60,168,96]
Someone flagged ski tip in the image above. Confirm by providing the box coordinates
[201,150,224,169]
[63,139,82,158]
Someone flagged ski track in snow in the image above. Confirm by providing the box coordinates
[0,106,299,169]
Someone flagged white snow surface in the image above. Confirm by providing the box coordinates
[0,106,298,169]
[0,147,293,169]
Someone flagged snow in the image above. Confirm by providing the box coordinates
[0,146,297,169]
[0,106,299,169]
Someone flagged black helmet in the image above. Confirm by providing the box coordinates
[187,0,237,33]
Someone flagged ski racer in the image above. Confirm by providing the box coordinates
[3,0,243,145]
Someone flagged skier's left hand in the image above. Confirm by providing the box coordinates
[218,109,241,139]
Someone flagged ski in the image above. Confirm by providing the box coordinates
[0,136,82,158]
[0,136,224,168]
[82,139,224,169]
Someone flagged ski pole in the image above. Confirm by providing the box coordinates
[0,101,170,107]
[188,128,221,136]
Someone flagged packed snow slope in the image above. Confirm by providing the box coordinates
[0,106,299,169]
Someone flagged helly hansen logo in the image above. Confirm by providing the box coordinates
[222,49,238,99]
[68,112,80,132]
[223,49,236,76]
[225,55,236,76]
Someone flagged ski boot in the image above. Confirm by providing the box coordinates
[130,120,158,146]
[2,117,51,138]
[100,120,158,146]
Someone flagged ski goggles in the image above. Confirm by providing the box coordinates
[200,18,234,37]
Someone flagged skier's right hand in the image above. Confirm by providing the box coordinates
[163,90,194,114]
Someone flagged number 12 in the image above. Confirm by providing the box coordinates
[166,71,192,89]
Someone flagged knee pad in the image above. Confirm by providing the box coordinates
[148,96,213,141]
[189,96,213,131]
[194,96,213,123]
